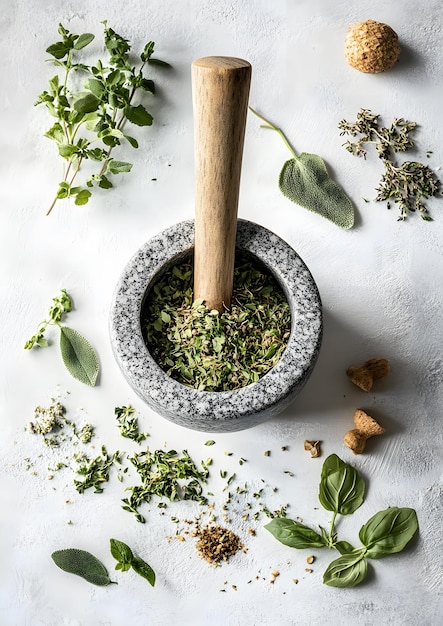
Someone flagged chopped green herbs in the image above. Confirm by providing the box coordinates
[142,257,291,391]
[74,446,121,494]
[115,405,148,443]
[122,448,210,523]
[338,108,441,220]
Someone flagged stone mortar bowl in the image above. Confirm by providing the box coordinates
[109,219,322,433]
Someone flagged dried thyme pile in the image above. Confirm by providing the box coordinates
[142,257,291,391]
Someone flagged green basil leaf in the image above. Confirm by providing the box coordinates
[51,549,112,586]
[110,538,133,564]
[335,540,356,555]
[323,552,368,588]
[124,104,153,127]
[319,457,365,515]
[59,326,99,386]
[279,154,354,229]
[74,33,95,50]
[321,454,347,481]
[131,556,156,586]
[73,93,100,115]
[359,507,419,559]
[265,518,326,549]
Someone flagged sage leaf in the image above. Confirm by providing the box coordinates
[265,518,326,549]
[319,455,365,515]
[249,107,354,229]
[110,538,133,565]
[51,548,112,586]
[359,507,419,559]
[131,556,156,586]
[279,154,354,229]
[323,552,368,588]
[59,326,100,386]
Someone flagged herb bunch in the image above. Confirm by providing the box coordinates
[24,289,99,386]
[36,22,170,214]
[142,257,291,391]
[338,108,441,221]
[265,454,418,588]
[115,404,148,444]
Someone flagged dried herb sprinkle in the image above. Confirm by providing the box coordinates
[142,256,291,391]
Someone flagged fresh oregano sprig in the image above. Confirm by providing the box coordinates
[110,538,156,586]
[249,107,354,229]
[338,108,441,221]
[265,454,419,588]
[36,22,170,214]
[24,289,99,386]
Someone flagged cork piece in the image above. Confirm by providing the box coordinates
[344,409,386,454]
[346,358,390,391]
[344,20,401,73]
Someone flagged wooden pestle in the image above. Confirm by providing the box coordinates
[192,56,251,312]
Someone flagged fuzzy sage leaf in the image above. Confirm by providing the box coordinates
[51,548,113,586]
[250,107,354,229]
[265,518,327,549]
[359,507,418,559]
[59,326,100,386]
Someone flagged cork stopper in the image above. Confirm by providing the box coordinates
[344,19,401,73]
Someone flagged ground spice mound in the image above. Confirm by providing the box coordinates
[193,524,245,566]
[345,20,401,73]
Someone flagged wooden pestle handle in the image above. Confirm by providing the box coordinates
[192,56,251,311]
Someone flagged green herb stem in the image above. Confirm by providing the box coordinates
[249,107,298,159]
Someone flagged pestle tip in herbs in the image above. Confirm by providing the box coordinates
[249,107,355,229]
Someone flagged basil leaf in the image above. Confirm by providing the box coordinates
[359,507,419,559]
[279,154,354,229]
[265,518,326,549]
[321,453,347,481]
[131,556,156,586]
[110,538,134,565]
[124,104,153,127]
[323,552,368,588]
[335,540,356,555]
[51,548,112,586]
[319,458,365,515]
[59,326,100,386]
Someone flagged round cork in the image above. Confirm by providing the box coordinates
[344,19,401,73]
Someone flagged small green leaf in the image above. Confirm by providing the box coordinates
[279,154,354,229]
[73,93,100,115]
[319,455,365,515]
[84,78,105,98]
[59,326,99,386]
[148,58,172,68]
[51,548,112,586]
[107,159,133,175]
[58,144,78,159]
[124,135,139,149]
[110,538,133,565]
[205,440,216,446]
[335,540,356,555]
[323,552,368,588]
[265,518,327,549]
[74,189,92,205]
[359,507,419,559]
[46,42,69,59]
[98,175,113,189]
[131,556,156,586]
[124,104,153,127]
[74,33,95,50]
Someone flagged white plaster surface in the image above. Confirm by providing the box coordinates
[1,1,442,624]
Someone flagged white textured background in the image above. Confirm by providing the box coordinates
[1,1,442,624]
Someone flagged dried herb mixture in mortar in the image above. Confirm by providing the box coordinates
[142,257,291,391]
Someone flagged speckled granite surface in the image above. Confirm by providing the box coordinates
[110,219,322,432]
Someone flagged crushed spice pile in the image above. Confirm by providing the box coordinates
[193,524,246,566]
[142,256,291,391]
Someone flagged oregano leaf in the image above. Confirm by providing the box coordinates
[59,326,99,386]
[73,93,100,115]
[279,154,354,229]
[74,33,95,50]
[124,104,153,126]
[51,548,112,586]
[107,159,133,175]
[131,556,156,586]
